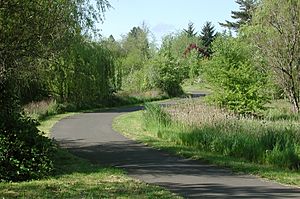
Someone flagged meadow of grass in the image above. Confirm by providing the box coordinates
[162,99,300,169]
[113,99,300,187]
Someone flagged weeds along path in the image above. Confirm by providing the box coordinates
[51,99,300,199]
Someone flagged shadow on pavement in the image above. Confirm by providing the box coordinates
[57,139,300,199]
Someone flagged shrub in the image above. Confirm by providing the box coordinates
[204,35,269,115]
[149,46,185,97]
[0,111,56,182]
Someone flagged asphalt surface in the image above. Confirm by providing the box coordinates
[51,102,300,198]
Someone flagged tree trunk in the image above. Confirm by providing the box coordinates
[289,91,300,113]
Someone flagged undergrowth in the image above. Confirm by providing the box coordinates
[143,100,300,170]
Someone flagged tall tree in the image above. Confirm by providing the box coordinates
[184,22,197,38]
[248,0,300,112]
[220,0,258,31]
[200,21,216,55]
[0,0,111,181]
[121,26,150,75]
[0,0,111,105]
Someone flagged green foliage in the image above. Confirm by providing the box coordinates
[182,50,202,81]
[0,75,56,182]
[183,22,198,38]
[48,38,117,109]
[117,25,154,93]
[204,35,268,115]
[220,0,258,30]
[121,26,150,75]
[143,103,171,130]
[248,0,300,112]
[177,124,300,169]
[162,32,200,59]
[142,102,300,170]
[0,0,110,182]
[150,42,185,96]
[0,111,56,182]
[200,21,216,51]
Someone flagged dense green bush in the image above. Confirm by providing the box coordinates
[149,40,186,97]
[204,35,269,115]
[0,111,56,182]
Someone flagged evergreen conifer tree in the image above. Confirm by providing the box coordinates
[220,0,258,30]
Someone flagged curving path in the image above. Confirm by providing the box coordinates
[51,104,300,198]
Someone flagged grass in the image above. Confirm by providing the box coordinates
[37,113,77,137]
[181,79,212,94]
[23,99,63,121]
[113,100,300,187]
[152,100,300,170]
[0,148,181,198]
[1,104,181,199]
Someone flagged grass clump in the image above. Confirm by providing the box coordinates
[23,99,63,121]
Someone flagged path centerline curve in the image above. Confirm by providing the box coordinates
[51,105,300,198]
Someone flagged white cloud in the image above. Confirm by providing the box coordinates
[151,23,175,34]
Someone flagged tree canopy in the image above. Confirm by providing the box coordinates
[247,0,300,112]
[184,22,198,38]
[220,0,258,31]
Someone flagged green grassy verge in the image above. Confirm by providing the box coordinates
[37,112,77,137]
[113,111,300,187]
[181,80,212,94]
[0,110,181,199]
[0,148,180,198]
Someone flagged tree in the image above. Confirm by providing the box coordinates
[0,0,111,181]
[220,0,258,31]
[204,35,268,115]
[0,0,111,105]
[184,22,198,38]
[120,26,152,92]
[121,26,150,74]
[150,39,185,96]
[247,0,300,112]
[102,35,124,90]
[200,21,216,55]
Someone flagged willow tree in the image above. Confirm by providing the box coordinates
[0,0,111,105]
[249,0,300,112]
[0,0,111,181]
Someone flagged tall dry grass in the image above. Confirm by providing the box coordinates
[143,99,300,170]
[23,99,60,120]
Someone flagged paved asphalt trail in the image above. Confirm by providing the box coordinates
[51,102,300,198]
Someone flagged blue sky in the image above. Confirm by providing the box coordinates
[99,0,239,42]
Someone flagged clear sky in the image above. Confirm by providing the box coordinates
[99,0,239,43]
